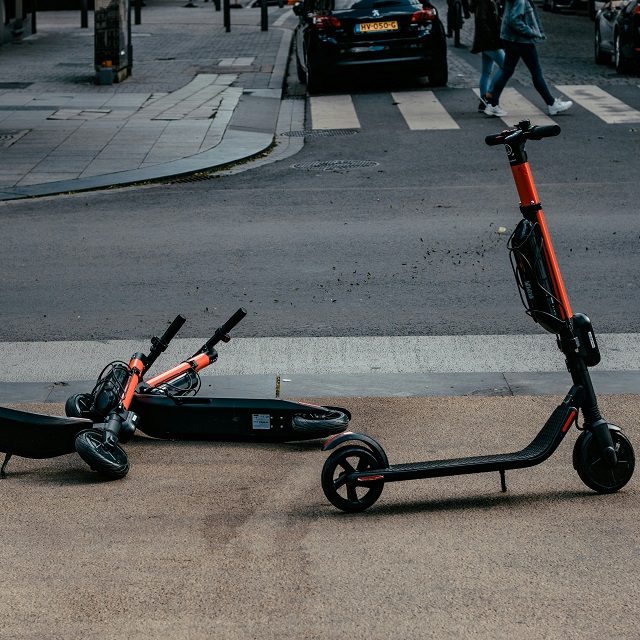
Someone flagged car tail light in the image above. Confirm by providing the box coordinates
[635,3,640,14]
[411,7,437,23]
[312,15,342,28]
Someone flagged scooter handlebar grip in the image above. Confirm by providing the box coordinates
[529,124,561,140]
[218,307,247,336]
[485,132,507,146]
[159,314,187,346]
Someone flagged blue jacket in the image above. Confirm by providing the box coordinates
[500,0,546,43]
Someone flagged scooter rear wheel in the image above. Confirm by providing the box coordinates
[292,409,349,436]
[321,445,384,512]
[573,428,635,493]
[75,429,130,479]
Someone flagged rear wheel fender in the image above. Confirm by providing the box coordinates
[322,431,389,467]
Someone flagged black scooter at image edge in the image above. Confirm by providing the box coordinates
[320,121,636,513]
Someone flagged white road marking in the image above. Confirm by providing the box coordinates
[310,95,360,130]
[475,87,557,126]
[556,85,640,124]
[390,91,459,130]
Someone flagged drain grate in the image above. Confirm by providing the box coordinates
[292,160,379,171]
[284,129,358,138]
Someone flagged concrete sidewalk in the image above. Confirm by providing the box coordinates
[0,0,298,200]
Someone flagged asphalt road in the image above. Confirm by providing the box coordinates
[1,7,639,341]
[1,107,638,341]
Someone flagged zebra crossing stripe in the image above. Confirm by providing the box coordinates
[556,85,640,124]
[390,91,459,130]
[475,87,557,126]
[309,95,360,130]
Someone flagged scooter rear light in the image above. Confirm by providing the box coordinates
[358,475,384,482]
[323,431,353,448]
[312,15,342,28]
[634,3,640,14]
[411,7,436,22]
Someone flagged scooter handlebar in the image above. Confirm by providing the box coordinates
[485,123,561,146]
[145,314,187,372]
[528,124,561,140]
[159,314,187,346]
[201,307,247,353]
[218,307,248,337]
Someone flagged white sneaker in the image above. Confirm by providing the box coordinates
[484,103,507,117]
[548,98,572,116]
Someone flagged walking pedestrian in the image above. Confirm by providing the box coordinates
[484,0,572,118]
[469,0,504,113]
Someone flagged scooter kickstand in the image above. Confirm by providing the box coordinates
[1,452,12,479]
[499,470,507,493]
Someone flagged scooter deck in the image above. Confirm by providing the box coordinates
[0,406,92,459]
[130,394,350,442]
[364,402,577,483]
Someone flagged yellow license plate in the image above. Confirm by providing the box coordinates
[356,20,399,33]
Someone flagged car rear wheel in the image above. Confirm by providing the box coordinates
[615,33,632,73]
[306,65,327,95]
[427,60,448,87]
[594,29,610,65]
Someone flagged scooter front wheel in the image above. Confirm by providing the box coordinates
[75,429,130,479]
[321,445,384,512]
[573,427,635,493]
[292,409,349,437]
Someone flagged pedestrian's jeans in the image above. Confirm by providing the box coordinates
[490,40,555,106]
[480,49,505,98]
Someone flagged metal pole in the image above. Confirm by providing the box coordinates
[224,0,230,31]
[134,0,141,25]
[261,0,267,31]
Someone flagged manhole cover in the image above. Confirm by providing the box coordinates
[291,160,379,171]
[284,129,358,138]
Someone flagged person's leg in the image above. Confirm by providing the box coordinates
[485,48,505,95]
[489,42,518,106]
[517,42,555,106]
[479,52,494,99]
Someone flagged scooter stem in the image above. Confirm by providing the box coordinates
[510,159,573,321]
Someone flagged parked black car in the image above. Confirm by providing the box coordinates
[292,0,448,93]
[542,0,587,14]
[594,0,640,73]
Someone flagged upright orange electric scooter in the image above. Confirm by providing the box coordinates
[320,121,635,512]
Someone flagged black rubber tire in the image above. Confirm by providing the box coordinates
[295,44,306,83]
[428,60,449,87]
[65,393,94,419]
[594,29,610,65]
[292,409,350,436]
[306,65,327,95]
[75,429,130,479]
[615,33,632,74]
[573,428,635,493]
[321,445,384,512]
